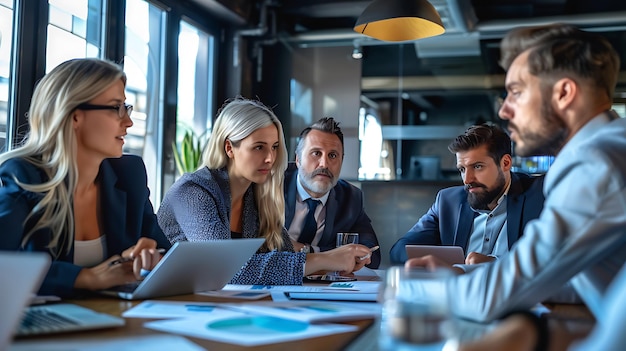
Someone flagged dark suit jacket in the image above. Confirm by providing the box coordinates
[389,172,545,264]
[284,163,381,268]
[0,155,170,297]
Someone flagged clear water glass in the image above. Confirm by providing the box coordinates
[336,232,359,247]
[379,266,456,351]
[331,233,359,277]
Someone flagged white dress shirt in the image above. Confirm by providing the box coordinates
[286,174,329,251]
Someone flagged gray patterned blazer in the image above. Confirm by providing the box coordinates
[158,167,306,285]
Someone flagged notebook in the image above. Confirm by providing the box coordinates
[405,245,466,265]
[101,238,265,300]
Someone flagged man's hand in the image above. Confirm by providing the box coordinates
[405,254,464,275]
[465,252,496,265]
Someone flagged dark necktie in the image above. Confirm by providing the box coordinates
[297,198,320,244]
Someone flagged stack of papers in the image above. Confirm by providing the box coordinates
[215,280,382,302]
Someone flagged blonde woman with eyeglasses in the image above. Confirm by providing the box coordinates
[0,58,170,297]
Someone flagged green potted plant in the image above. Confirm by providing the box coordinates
[171,128,207,176]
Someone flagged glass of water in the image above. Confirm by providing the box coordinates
[330,233,359,277]
[379,266,455,351]
[336,232,359,247]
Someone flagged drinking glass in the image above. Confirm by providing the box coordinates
[330,233,359,277]
[336,232,359,247]
[379,266,456,351]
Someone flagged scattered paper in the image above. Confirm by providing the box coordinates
[145,315,357,346]
[224,300,381,323]
[122,300,242,319]
[223,280,381,293]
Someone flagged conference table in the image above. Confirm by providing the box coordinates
[11,265,595,350]
[12,292,596,351]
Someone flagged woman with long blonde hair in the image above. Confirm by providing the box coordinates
[158,97,371,284]
[0,58,170,297]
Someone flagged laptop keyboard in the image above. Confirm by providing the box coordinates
[18,306,79,335]
[114,281,140,293]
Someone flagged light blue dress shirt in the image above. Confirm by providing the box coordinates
[439,111,626,322]
[466,181,510,258]
[570,262,626,350]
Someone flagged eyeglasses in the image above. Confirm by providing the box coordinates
[76,103,133,119]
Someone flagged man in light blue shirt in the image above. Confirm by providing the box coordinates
[406,23,626,323]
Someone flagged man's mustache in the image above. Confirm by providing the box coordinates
[465,183,486,190]
[312,168,334,178]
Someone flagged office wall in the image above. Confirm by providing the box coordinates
[361,180,460,268]
[291,46,362,179]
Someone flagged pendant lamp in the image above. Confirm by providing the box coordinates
[354,0,445,42]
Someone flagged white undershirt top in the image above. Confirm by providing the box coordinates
[74,235,107,267]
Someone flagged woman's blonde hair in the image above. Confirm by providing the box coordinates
[201,97,288,250]
[0,58,126,256]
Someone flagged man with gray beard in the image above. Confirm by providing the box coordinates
[284,117,380,268]
[390,124,545,265]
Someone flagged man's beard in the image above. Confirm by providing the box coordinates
[298,167,338,195]
[511,94,569,157]
[466,169,506,211]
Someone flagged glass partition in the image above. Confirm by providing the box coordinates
[0,0,14,151]
[124,0,166,205]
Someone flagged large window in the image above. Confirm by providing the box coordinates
[173,20,215,177]
[0,0,13,151]
[47,0,103,71]
[124,0,166,205]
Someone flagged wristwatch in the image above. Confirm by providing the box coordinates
[300,244,311,253]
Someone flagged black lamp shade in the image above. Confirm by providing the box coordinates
[354,0,445,42]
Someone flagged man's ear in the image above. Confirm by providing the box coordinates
[553,78,577,112]
[500,154,512,172]
[295,154,301,168]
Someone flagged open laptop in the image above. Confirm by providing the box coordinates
[405,245,465,265]
[1,251,50,348]
[0,252,124,345]
[101,238,265,300]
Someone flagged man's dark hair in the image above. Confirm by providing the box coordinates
[448,124,511,164]
[295,117,344,159]
[499,23,620,100]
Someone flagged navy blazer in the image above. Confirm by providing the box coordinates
[389,172,545,264]
[284,163,381,268]
[0,155,170,297]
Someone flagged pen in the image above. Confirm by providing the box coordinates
[109,248,166,266]
[359,245,380,261]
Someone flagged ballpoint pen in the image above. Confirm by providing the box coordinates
[109,248,166,266]
[359,245,380,261]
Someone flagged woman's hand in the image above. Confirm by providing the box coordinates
[121,237,163,279]
[74,256,137,290]
[74,237,165,290]
[304,243,371,276]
